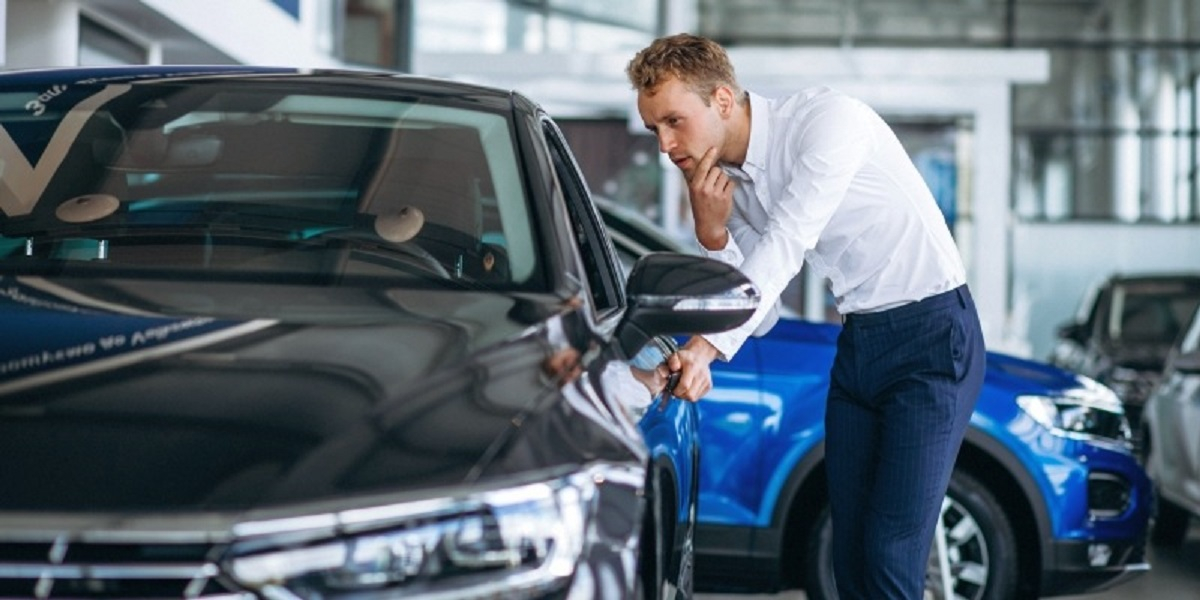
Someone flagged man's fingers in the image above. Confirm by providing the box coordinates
[699,146,718,173]
[718,169,734,195]
[690,147,718,184]
[671,367,709,402]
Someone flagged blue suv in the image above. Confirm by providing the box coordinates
[599,198,1151,599]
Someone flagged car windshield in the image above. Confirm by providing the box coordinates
[1110,282,1200,344]
[0,76,541,290]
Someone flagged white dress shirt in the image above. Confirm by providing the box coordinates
[701,87,967,361]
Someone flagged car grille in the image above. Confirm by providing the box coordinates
[0,538,247,599]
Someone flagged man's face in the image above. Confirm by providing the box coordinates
[637,76,724,176]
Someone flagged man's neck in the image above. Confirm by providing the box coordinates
[724,94,752,167]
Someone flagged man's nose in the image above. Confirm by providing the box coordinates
[657,131,674,154]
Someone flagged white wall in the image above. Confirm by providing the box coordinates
[2,0,342,71]
[6,0,79,68]
[137,0,341,68]
[0,0,7,66]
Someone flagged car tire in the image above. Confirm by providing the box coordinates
[1149,492,1191,546]
[804,470,1018,600]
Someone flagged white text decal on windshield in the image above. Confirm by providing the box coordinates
[25,84,69,117]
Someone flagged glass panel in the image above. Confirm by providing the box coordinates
[0,79,540,289]
[699,0,1008,46]
[414,0,507,53]
[1013,46,1200,222]
[548,0,657,32]
[699,0,1200,47]
[343,0,397,66]
[413,0,656,54]
[545,16,654,52]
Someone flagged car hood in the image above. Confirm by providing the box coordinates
[1101,341,1171,371]
[984,350,1084,394]
[0,276,621,514]
[761,319,1088,396]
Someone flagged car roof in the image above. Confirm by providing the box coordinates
[1106,272,1200,285]
[0,64,527,107]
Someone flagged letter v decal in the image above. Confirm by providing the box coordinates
[0,84,132,217]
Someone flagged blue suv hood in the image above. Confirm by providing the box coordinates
[767,317,1083,396]
[983,350,1083,395]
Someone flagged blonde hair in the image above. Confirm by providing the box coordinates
[626,33,744,106]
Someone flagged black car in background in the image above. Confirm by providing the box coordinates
[0,66,760,599]
[1050,273,1200,429]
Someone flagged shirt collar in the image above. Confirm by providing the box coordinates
[742,91,770,175]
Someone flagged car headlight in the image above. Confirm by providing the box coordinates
[226,465,641,599]
[1017,375,1132,444]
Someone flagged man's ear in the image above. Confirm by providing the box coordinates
[713,85,736,117]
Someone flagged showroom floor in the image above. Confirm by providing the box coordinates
[697,521,1200,600]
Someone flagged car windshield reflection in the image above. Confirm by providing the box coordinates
[0,81,541,290]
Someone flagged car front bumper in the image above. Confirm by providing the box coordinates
[1040,537,1150,596]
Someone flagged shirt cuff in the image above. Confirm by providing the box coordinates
[698,228,743,266]
[701,330,738,363]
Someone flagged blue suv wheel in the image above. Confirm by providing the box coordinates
[805,470,1017,600]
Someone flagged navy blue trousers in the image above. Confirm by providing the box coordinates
[824,285,985,599]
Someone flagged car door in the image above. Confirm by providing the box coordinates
[538,116,686,436]
[540,117,699,594]
[595,197,766,524]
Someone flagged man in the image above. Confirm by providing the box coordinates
[626,33,986,599]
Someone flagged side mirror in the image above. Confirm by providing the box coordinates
[1056,322,1088,345]
[614,252,759,358]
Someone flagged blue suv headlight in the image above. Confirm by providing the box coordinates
[1016,375,1132,445]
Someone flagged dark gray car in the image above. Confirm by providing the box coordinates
[1050,273,1200,430]
[0,65,759,599]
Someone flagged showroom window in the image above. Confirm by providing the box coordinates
[341,0,661,69]
[697,0,1200,223]
[415,0,657,53]
[1012,46,1200,223]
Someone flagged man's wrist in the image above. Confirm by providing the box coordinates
[696,227,728,250]
[684,336,721,364]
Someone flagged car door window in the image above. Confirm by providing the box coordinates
[541,120,624,317]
